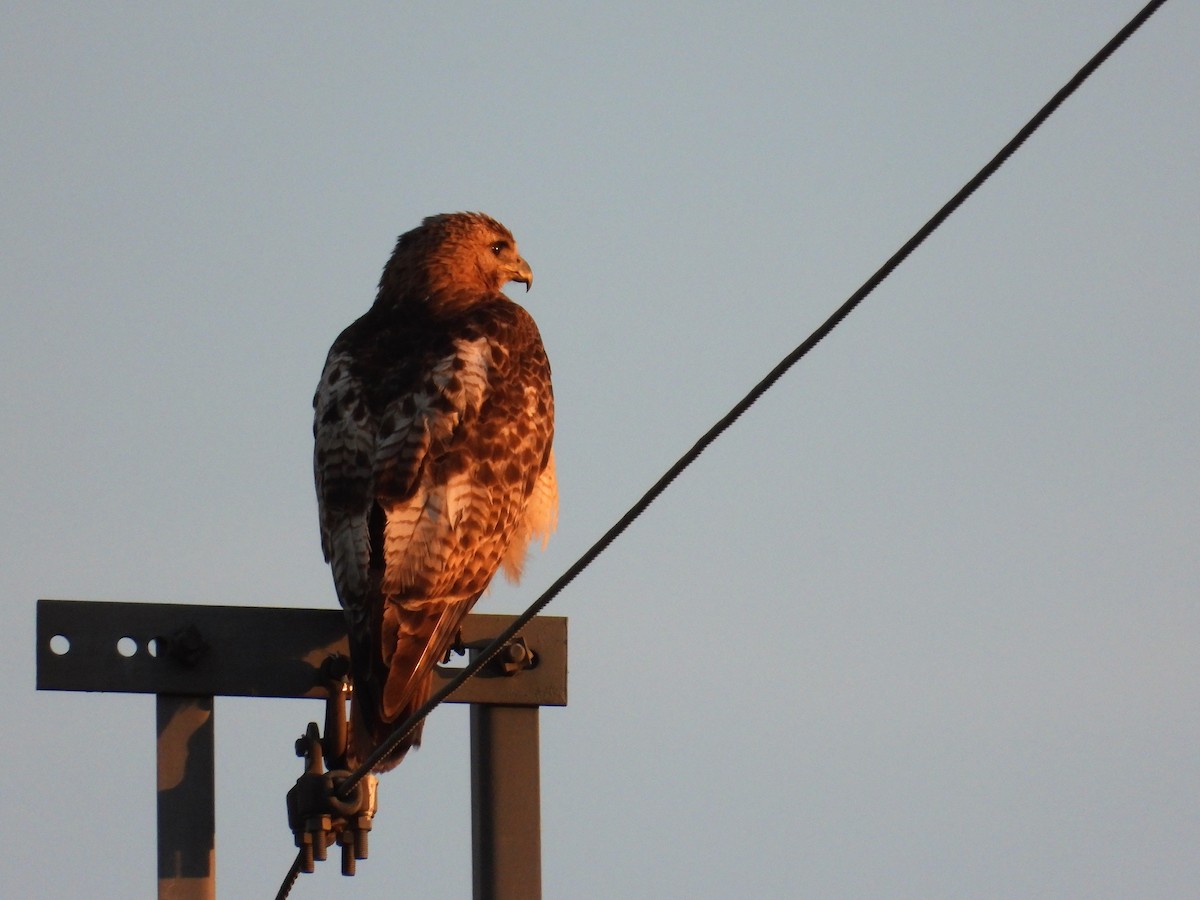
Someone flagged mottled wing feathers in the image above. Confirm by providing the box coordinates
[313,348,376,608]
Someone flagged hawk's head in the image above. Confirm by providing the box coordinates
[379,212,533,310]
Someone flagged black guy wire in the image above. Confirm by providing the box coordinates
[279,1,1168,893]
[336,0,1168,795]
[275,853,304,900]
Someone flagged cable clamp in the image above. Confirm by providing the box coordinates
[285,656,378,877]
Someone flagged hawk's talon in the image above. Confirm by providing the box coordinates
[442,629,466,663]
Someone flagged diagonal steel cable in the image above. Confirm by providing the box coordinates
[279,2,1170,894]
[274,851,304,900]
[336,0,1169,796]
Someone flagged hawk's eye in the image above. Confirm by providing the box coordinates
[490,241,508,256]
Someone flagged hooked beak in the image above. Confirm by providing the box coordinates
[511,257,533,292]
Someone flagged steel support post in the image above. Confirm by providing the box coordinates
[157,694,216,900]
[470,703,542,900]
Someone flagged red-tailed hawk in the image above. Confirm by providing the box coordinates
[313,212,556,771]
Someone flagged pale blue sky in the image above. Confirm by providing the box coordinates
[4,2,1197,897]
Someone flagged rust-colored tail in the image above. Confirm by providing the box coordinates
[347,668,433,773]
[345,595,476,772]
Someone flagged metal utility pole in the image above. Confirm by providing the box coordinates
[36,599,567,900]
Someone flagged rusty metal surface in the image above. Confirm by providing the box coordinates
[37,599,566,705]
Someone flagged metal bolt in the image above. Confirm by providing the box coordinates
[299,834,315,874]
[166,625,208,667]
[496,638,537,675]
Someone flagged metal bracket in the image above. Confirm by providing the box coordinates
[36,599,567,705]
